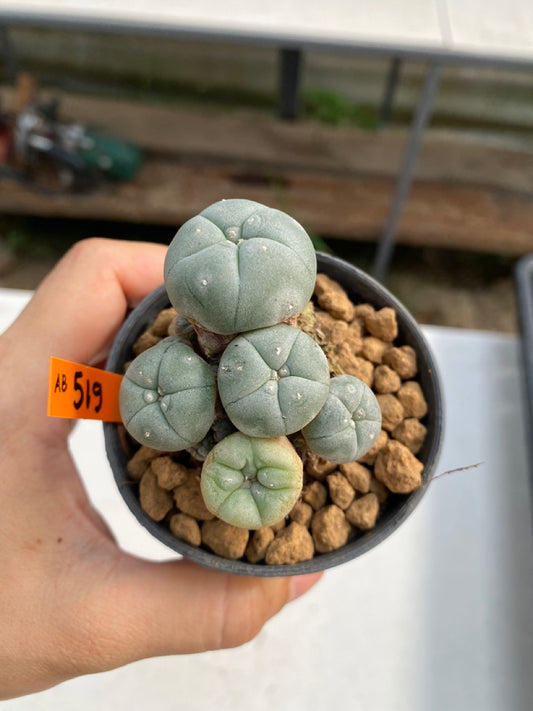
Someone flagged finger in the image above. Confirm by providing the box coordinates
[74,558,322,673]
[1,238,166,438]
[5,237,166,365]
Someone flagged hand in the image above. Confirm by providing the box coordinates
[0,238,322,700]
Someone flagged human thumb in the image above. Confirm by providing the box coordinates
[77,556,322,673]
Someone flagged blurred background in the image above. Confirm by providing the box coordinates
[2,21,532,333]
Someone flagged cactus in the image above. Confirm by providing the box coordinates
[119,199,385,532]
[201,432,303,529]
[217,324,330,437]
[119,337,216,451]
[185,408,236,462]
[163,199,316,335]
[302,375,382,464]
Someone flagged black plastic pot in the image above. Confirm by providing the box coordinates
[104,252,444,576]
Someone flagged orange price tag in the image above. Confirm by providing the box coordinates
[48,357,123,422]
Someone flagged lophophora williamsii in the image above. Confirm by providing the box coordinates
[119,199,381,530]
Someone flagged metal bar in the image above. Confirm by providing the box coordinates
[379,56,402,126]
[278,47,302,120]
[0,25,17,81]
[373,60,442,281]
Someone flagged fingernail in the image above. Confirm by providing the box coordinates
[288,571,323,601]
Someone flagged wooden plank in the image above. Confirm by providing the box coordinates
[54,93,533,194]
[2,157,533,255]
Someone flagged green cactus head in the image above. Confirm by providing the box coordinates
[217,324,330,438]
[119,337,216,451]
[302,375,382,463]
[163,199,317,335]
[201,432,303,529]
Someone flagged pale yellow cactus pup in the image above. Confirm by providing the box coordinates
[201,432,303,529]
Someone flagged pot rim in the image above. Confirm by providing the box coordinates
[104,252,444,576]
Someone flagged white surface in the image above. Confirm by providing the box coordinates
[0,1,445,48]
[2,0,533,62]
[1,287,532,710]
[446,0,533,58]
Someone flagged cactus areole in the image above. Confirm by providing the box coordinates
[119,199,382,530]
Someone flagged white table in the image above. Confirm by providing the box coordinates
[1,287,532,710]
[1,0,533,62]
